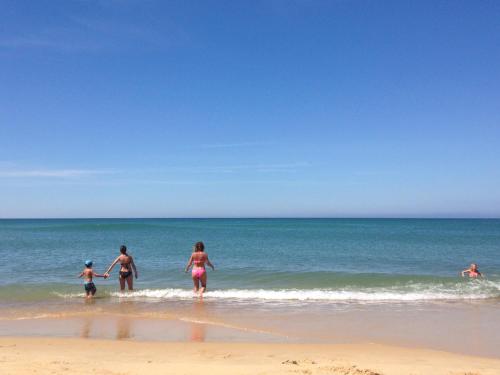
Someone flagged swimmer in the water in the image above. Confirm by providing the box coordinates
[78,260,107,299]
[461,263,483,278]
[184,241,215,295]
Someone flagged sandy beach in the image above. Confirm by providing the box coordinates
[2,337,500,375]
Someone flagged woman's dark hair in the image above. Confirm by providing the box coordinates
[120,245,127,254]
[194,241,205,252]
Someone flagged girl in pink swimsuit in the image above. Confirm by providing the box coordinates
[461,263,483,278]
[185,241,215,295]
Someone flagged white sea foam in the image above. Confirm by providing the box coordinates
[104,281,500,302]
[53,292,87,298]
[1,314,54,321]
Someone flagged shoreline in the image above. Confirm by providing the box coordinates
[2,295,500,357]
[2,336,500,375]
[1,306,500,359]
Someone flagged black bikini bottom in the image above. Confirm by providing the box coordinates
[119,271,132,279]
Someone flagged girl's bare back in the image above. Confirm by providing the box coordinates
[192,252,207,265]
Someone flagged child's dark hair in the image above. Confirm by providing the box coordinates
[120,245,127,254]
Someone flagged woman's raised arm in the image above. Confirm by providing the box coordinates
[105,256,121,276]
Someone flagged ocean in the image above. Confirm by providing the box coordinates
[2,218,500,355]
[1,218,499,304]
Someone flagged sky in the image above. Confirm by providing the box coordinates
[0,0,499,218]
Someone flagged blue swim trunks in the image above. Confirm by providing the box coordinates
[84,282,96,294]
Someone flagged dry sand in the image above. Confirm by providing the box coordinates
[1,337,500,375]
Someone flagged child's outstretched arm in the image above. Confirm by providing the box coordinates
[78,271,84,278]
[93,271,107,278]
[461,269,470,277]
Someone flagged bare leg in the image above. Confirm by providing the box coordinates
[119,276,126,291]
[199,272,207,295]
[126,275,133,290]
[192,276,199,293]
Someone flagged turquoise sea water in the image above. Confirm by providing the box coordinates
[1,218,499,306]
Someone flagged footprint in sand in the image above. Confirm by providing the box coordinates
[318,365,382,375]
[282,359,317,366]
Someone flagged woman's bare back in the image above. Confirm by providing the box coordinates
[118,254,132,271]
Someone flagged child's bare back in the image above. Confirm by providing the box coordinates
[78,260,107,298]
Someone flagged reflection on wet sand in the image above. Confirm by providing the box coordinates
[189,299,206,342]
[116,299,134,340]
[81,317,92,338]
[80,316,132,340]
[117,300,137,314]
[116,317,132,340]
[79,299,135,340]
[84,298,96,305]
[81,298,96,338]
[73,297,211,343]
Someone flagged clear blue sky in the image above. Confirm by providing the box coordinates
[1,1,499,218]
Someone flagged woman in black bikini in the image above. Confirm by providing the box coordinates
[105,245,138,291]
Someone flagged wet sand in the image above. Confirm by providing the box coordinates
[2,298,500,357]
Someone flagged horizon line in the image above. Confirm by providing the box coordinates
[0,217,499,220]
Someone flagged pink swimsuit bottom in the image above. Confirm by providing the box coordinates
[192,267,206,278]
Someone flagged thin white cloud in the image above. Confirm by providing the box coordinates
[1,13,176,53]
[195,162,310,173]
[133,162,310,175]
[0,169,112,178]
[0,161,307,180]
[0,34,101,52]
[200,142,274,149]
[0,36,56,48]
[133,162,310,174]
[104,179,316,186]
